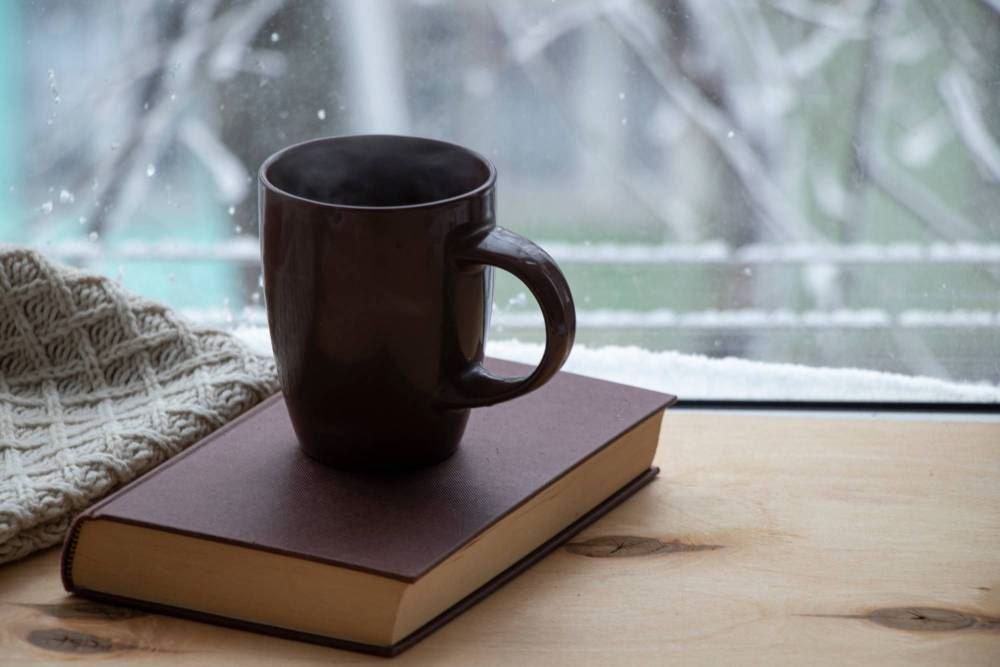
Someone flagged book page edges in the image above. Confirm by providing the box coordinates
[65,408,666,648]
[391,409,664,641]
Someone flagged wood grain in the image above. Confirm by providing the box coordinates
[1,412,998,665]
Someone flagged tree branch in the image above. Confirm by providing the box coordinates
[490,1,697,241]
[606,2,824,242]
[766,0,866,31]
[938,67,1000,183]
[86,0,284,239]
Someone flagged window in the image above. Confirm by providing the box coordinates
[3,0,998,402]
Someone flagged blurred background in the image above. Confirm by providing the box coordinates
[1,0,998,397]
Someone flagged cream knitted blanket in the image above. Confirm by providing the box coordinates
[0,247,278,564]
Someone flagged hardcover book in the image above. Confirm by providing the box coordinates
[61,359,675,656]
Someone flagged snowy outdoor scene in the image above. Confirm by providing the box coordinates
[1,0,998,400]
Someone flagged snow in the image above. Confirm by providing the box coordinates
[542,240,1000,265]
[187,306,998,331]
[493,308,998,330]
[48,237,262,261]
[228,328,1000,403]
[489,341,1000,403]
[41,239,1000,266]
[897,113,951,168]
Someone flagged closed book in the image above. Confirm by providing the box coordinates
[61,359,675,656]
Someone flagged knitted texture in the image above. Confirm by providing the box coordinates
[0,246,278,564]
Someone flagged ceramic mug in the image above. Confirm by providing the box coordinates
[259,135,575,469]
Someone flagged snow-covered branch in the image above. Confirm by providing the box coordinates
[85,0,285,238]
[938,67,1000,183]
[766,0,867,31]
[505,0,621,63]
[606,8,821,242]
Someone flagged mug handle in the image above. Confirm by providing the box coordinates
[439,227,576,409]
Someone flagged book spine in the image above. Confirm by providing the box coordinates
[59,393,284,593]
[59,515,89,592]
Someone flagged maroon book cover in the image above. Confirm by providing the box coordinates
[62,359,675,655]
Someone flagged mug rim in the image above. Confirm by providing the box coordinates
[258,134,497,211]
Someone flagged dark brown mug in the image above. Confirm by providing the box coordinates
[259,135,575,469]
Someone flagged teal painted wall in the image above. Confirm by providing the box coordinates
[0,1,22,240]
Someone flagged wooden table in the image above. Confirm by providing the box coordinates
[2,412,998,665]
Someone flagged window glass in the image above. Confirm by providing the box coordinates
[3,0,998,399]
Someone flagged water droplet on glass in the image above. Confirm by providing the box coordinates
[146,164,156,177]
[727,130,735,138]
[227,205,235,216]
[270,32,280,42]
[59,189,74,204]
[88,231,99,242]
[40,201,53,214]
[317,108,326,120]
[47,68,59,103]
